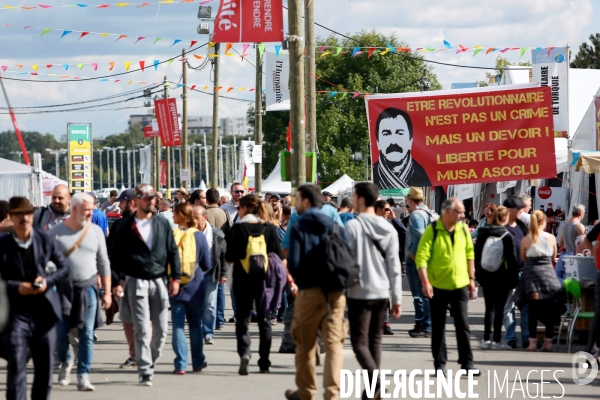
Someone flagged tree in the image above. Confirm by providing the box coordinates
[0,130,65,175]
[571,33,600,69]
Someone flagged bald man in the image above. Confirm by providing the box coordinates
[34,184,71,230]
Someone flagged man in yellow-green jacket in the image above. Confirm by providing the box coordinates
[415,197,479,376]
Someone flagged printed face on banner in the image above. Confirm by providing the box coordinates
[373,108,431,188]
[366,86,557,188]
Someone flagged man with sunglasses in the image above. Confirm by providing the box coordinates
[221,182,245,223]
[0,197,70,400]
[415,197,479,376]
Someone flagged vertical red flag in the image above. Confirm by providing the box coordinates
[286,121,291,151]
[213,0,284,43]
[154,98,181,146]
[160,160,167,186]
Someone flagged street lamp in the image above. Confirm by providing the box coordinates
[45,148,67,179]
[119,150,126,188]
[10,150,29,163]
[104,146,124,189]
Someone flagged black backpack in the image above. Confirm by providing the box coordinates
[318,224,360,293]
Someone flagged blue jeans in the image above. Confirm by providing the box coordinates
[202,274,219,338]
[56,286,97,380]
[216,282,225,327]
[405,261,431,332]
[504,288,530,343]
[171,302,205,371]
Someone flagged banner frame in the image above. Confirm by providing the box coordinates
[67,121,93,193]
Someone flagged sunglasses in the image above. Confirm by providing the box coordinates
[234,190,245,194]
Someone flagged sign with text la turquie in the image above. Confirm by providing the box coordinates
[212,0,284,43]
[532,47,568,137]
[365,85,556,189]
[67,122,92,192]
[154,98,181,146]
[265,51,290,111]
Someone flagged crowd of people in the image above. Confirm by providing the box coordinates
[0,182,598,400]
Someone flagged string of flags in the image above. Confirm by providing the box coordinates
[0,0,214,10]
[0,22,559,58]
[0,67,369,98]
[0,22,201,47]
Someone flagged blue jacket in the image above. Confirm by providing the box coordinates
[92,209,108,237]
[287,208,347,290]
[404,206,429,264]
[169,231,211,308]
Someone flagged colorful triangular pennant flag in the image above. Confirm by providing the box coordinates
[60,30,72,38]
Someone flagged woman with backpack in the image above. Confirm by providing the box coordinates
[471,203,497,239]
[519,210,561,352]
[474,206,519,350]
[225,194,285,375]
[170,203,212,374]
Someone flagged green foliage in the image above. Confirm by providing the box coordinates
[571,34,600,69]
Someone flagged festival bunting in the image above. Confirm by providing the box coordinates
[0,67,372,99]
[0,24,558,58]
[0,0,217,10]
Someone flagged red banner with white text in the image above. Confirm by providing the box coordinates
[154,98,181,146]
[213,0,284,43]
[365,86,556,188]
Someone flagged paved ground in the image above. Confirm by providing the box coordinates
[0,277,598,399]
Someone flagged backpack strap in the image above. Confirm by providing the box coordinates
[38,206,48,225]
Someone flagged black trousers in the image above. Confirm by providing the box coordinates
[430,286,473,370]
[3,313,56,400]
[233,275,272,369]
[482,285,510,343]
[347,298,388,381]
[528,299,555,339]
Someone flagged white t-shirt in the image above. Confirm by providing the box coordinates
[135,217,154,250]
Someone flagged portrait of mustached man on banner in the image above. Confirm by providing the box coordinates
[372,108,432,188]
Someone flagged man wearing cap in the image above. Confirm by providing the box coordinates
[0,197,70,400]
[34,184,71,230]
[502,196,530,349]
[109,184,181,387]
[404,187,433,338]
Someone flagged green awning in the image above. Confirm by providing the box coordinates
[379,188,410,197]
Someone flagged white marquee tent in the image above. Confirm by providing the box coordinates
[322,174,355,196]
[262,156,292,194]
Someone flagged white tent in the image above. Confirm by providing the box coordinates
[0,157,39,204]
[262,156,292,194]
[322,174,355,196]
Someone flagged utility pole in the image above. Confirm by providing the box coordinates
[304,0,317,157]
[164,77,171,198]
[97,149,102,191]
[254,43,263,195]
[211,43,220,188]
[106,150,111,187]
[132,149,137,187]
[288,0,306,190]
[181,49,189,190]
[218,136,224,188]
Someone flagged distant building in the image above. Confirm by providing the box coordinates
[128,110,155,128]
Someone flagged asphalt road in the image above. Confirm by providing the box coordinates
[0,278,597,399]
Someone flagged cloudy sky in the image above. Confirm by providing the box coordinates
[0,0,597,140]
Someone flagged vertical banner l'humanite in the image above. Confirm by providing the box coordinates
[365,85,556,188]
[265,51,290,111]
[532,47,568,137]
[213,0,284,43]
[154,98,181,146]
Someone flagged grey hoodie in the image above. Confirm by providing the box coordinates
[345,213,402,305]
